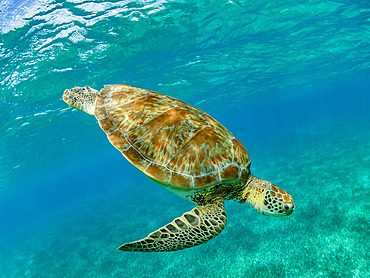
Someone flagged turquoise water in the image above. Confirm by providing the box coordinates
[1,0,369,277]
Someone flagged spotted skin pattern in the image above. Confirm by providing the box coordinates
[62,86,99,115]
[119,199,226,252]
[240,176,294,217]
[62,84,295,252]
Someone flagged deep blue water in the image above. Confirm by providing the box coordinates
[1,0,369,277]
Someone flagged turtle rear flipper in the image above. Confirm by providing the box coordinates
[63,86,99,115]
[118,200,227,252]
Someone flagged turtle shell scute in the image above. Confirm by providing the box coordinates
[94,84,251,189]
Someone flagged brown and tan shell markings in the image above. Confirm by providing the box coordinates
[94,84,251,190]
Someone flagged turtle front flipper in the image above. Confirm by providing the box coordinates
[118,200,227,252]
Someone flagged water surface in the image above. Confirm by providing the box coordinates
[0,0,369,277]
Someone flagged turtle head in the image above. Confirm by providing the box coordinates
[242,176,294,217]
[63,86,99,115]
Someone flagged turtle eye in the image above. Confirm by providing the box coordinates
[284,202,293,212]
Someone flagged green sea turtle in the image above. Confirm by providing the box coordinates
[63,84,294,252]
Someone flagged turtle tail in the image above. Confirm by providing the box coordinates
[63,86,99,115]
